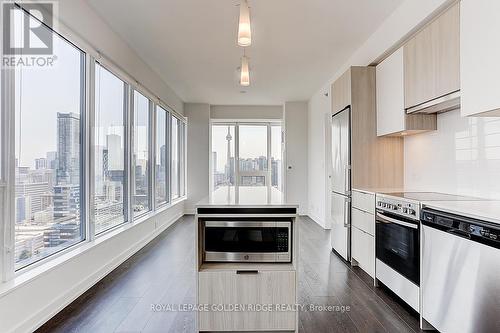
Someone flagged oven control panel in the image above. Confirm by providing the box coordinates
[376,196,420,220]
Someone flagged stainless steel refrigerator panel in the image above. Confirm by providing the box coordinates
[331,108,351,196]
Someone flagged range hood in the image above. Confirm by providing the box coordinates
[406,90,460,114]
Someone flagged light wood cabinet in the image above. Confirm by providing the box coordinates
[461,0,500,116]
[332,67,403,190]
[376,48,436,136]
[198,270,296,331]
[332,69,352,113]
[351,226,375,278]
[404,2,460,110]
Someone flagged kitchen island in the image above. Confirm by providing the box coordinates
[195,187,299,332]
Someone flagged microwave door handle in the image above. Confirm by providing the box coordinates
[376,212,418,229]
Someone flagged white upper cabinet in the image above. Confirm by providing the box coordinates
[376,48,405,136]
[461,0,500,117]
[376,48,436,136]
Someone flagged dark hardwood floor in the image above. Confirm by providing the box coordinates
[37,215,422,333]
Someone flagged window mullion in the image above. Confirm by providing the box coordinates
[234,124,239,203]
[167,112,171,203]
[87,57,96,241]
[149,101,158,211]
[127,87,134,224]
[267,124,272,203]
[149,101,155,211]
[1,63,16,281]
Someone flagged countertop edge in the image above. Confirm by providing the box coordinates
[422,201,500,226]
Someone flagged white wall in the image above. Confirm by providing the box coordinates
[210,105,283,120]
[306,0,451,228]
[284,102,308,214]
[185,103,210,213]
[307,90,331,228]
[405,110,500,199]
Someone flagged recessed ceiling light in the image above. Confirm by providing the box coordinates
[237,1,251,47]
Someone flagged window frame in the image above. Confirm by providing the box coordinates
[209,120,284,203]
[130,89,153,221]
[8,12,89,272]
[0,4,187,281]
[92,61,129,236]
[154,104,170,208]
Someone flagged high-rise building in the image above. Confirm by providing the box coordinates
[53,184,80,219]
[35,158,47,170]
[106,134,123,171]
[46,151,58,170]
[15,197,31,223]
[15,182,51,220]
[212,151,217,173]
[160,145,167,168]
[56,112,80,185]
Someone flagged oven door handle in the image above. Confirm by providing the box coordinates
[376,212,418,229]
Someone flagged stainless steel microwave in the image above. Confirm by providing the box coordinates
[202,220,292,263]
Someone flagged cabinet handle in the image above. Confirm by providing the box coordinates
[236,270,259,275]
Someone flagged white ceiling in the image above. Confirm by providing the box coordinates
[86,0,402,105]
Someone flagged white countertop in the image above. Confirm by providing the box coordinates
[196,186,298,208]
[352,187,407,195]
[422,200,500,226]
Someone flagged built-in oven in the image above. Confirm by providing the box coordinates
[202,220,292,263]
[376,210,420,285]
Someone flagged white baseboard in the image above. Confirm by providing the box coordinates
[14,211,183,333]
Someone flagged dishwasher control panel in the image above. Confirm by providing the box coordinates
[421,209,500,249]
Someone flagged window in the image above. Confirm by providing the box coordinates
[211,122,282,203]
[211,125,236,194]
[13,10,86,269]
[155,106,168,205]
[179,121,186,197]
[271,124,283,197]
[171,116,180,200]
[132,91,151,217]
[94,63,127,234]
[3,6,187,278]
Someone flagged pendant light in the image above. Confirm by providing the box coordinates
[237,0,252,47]
[240,55,250,86]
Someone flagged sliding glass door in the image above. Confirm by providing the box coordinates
[211,122,283,203]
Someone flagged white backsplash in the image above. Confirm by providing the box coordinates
[405,109,500,200]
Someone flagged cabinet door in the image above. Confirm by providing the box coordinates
[352,207,374,236]
[351,226,375,278]
[352,190,375,215]
[377,48,405,136]
[461,0,500,116]
[404,3,460,109]
[332,69,351,113]
[198,270,296,331]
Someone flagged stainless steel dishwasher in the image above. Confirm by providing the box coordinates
[421,208,500,333]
